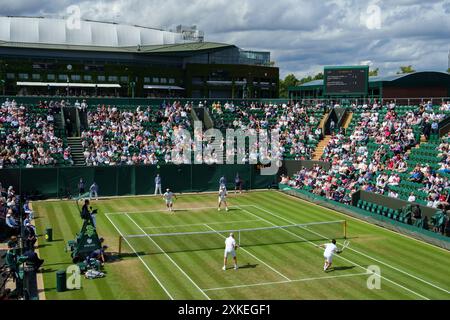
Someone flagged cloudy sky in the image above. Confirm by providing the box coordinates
[1,0,449,78]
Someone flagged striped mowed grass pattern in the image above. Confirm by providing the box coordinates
[32,191,450,300]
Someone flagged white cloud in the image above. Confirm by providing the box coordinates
[0,0,449,78]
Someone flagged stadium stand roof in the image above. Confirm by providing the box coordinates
[0,16,227,53]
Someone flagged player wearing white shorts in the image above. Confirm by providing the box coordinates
[320,239,338,272]
[223,233,239,270]
[218,186,229,212]
[163,188,176,212]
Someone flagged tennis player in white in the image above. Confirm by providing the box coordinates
[218,186,229,212]
[320,239,338,272]
[223,233,239,270]
[163,188,176,212]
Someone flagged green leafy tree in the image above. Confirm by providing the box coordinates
[313,72,324,80]
[447,68,450,73]
[397,65,415,74]
[279,73,299,98]
[369,68,379,76]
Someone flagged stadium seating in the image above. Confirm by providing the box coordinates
[0,100,73,168]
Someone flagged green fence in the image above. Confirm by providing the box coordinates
[0,164,277,199]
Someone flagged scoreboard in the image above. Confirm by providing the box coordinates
[324,66,369,95]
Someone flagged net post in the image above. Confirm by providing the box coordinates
[344,221,347,239]
[118,236,122,255]
[238,231,241,246]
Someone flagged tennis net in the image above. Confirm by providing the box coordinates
[118,220,347,255]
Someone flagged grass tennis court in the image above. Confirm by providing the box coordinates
[32,191,450,300]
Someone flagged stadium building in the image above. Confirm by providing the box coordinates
[289,71,450,103]
[0,16,279,98]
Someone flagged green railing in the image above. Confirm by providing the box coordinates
[0,164,277,199]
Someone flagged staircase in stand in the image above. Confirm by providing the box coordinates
[312,135,332,160]
[342,112,353,130]
[67,137,85,166]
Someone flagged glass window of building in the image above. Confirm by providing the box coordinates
[144,77,150,83]
[18,73,29,80]
[120,76,129,82]
[47,74,55,80]
[83,75,92,81]
[71,75,81,81]
[97,75,106,82]
[152,77,159,83]
[32,74,41,80]
[58,74,68,81]
[108,76,118,82]
[168,78,175,84]
[160,78,167,84]
[6,73,15,79]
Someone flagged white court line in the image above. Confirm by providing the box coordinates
[142,219,263,230]
[203,272,369,292]
[239,205,430,300]
[203,224,291,282]
[276,192,450,295]
[105,205,253,215]
[125,212,211,300]
[104,212,174,300]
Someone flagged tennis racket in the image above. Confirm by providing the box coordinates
[338,240,350,253]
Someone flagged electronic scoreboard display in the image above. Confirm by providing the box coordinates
[324,66,369,95]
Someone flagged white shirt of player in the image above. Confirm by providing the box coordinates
[219,188,227,200]
[323,243,337,258]
[225,236,236,252]
[163,191,174,202]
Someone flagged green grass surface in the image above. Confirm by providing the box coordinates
[32,191,450,300]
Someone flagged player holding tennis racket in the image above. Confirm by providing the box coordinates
[223,233,239,271]
[163,188,177,213]
[319,239,350,271]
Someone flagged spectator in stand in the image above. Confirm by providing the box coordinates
[23,222,37,251]
[408,192,416,203]
[23,200,34,220]
[5,211,19,236]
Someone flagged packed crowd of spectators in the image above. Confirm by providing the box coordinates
[81,101,192,166]
[0,99,73,168]
[283,102,450,215]
[210,101,324,161]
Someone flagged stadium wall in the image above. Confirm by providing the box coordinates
[352,190,438,218]
[279,185,450,250]
[0,164,277,199]
[281,160,331,178]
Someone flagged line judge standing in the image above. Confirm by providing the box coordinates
[155,174,162,195]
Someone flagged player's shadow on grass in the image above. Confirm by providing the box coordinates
[329,265,356,272]
[239,263,258,269]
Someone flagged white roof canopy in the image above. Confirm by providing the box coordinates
[17,82,121,88]
[143,85,185,90]
[0,17,189,47]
